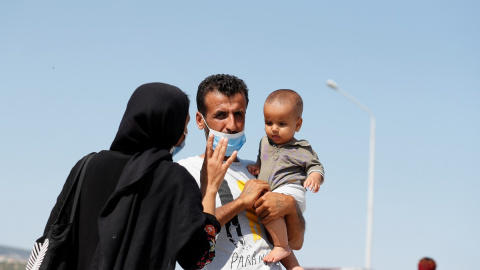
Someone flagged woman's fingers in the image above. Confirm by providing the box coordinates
[203,135,237,190]
[205,132,214,158]
[212,137,226,160]
[214,137,233,165]
[224,150,237,168]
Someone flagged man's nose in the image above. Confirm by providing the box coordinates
[225,114,237,133]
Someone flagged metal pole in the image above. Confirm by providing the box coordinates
[326,80,376,270]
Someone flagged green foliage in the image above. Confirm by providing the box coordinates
[0,261,27,270]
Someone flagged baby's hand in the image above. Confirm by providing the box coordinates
[304,173,323,193]
[247,164,260,176]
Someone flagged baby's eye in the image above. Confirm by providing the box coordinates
[265,121,272,126]
[279,123,287,126]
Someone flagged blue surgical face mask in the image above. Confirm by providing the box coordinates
[170,132,186,157]
[201,114,246,156]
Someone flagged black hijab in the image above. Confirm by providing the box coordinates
[110,82,189,153]
[90,83,204,270]
[106,82,190,195]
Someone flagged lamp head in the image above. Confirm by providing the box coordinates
[326,79,338,90]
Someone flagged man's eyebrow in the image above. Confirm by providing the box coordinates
[212,110,227,116]
[211,108,245,117]
[234,109,246,114]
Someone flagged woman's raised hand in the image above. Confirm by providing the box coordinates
[200,133,237,214]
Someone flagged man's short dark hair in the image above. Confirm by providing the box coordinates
[197,74,249,115]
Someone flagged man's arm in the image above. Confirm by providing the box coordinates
[215,199,248,226]
[253,192,305,250]
[215,179,270,226]
[284,200,305,249]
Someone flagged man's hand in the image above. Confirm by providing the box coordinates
[238,179,270,210]
[215,179,270,226]
[253,192,296,223]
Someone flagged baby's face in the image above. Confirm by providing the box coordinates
[263,102,302,145]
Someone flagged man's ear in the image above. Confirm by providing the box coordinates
[196,111,205,130]
[296,117,303,132]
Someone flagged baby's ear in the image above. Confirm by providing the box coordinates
[296,117,303,132]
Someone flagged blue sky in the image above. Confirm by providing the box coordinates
[1,1,479,269]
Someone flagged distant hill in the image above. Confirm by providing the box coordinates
[0,244,30,261]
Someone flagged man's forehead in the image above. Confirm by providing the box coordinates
[205,91,247,112]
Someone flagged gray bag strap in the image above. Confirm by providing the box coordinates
[69,152,96,223]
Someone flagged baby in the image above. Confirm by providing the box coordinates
[247,89,324,270]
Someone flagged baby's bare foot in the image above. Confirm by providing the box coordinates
[263,246,291,263]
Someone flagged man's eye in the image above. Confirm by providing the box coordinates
[214,112,226,119]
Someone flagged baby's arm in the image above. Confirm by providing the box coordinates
[303,172,323,193]
[303,143,324,193]
[247,159,261,177]
[248,137,264,177]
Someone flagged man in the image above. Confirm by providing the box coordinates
[178,74,305,270]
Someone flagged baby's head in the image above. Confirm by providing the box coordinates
[263,89,303,145]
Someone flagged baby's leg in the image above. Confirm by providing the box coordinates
[263,217,291,262]
[280,251,304,270]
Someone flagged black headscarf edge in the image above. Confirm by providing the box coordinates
[110,82,189,154]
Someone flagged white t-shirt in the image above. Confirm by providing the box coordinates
[178,156,281,270]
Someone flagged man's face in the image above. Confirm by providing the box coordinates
[196,91,247,135]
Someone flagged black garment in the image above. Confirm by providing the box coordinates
[110,82,189,154]
[43,83,219,270]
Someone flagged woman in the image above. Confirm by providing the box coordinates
[43,83,236,269]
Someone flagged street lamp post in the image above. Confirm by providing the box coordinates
[326,79,376,270]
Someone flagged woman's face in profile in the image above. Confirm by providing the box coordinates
[173,114,190,147]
